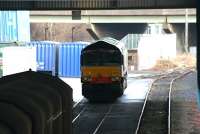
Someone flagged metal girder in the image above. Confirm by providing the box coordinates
[0,0,196,10]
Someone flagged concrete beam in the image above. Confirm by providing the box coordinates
[30,9,196,16]
[30,15,196,23]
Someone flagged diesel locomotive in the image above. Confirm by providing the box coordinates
[80,37,128,101]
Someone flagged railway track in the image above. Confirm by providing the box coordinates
[72,68,194,134]
[72,99,143,134]
[72,99,86,123]
[72,100,114,134]
[135,69,194,134]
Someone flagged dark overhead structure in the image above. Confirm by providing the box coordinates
[72,10,81,20]
[0,0,196,10]
[86,28,100,40]
[197,2,200,86]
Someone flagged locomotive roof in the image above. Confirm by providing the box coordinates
[82,37,125,53]
[99,37,120,45]
[91,37,124,48]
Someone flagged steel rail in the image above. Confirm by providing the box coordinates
[73,99,83,108]
[134,72,171,134]
[168,70,194,134]
[92,104,114,134]
[72,99,85,123]
[72,106,86,123]
[135,69,191,134]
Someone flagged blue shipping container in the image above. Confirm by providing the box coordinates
[0,11,30,42]
[59,42,88,77]
[27,41,57,72]
[27,41,88,77]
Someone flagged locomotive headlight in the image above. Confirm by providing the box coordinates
[111,76,120,81]
[82,76,92,81]
[115,76,120,81]
[83,77,88,81]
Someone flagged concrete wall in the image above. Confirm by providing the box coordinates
[30,23,197,54]
[92,23,148,40]
[30,23,94,42]
[30,23,148,41]
[171,23,197,54]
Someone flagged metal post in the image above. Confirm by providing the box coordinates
[185,9,189,53]
[44,26,48,40]
[72,26,75,42]
[52,45,59,77]
[197,0,200,110]
[55,45,59,76]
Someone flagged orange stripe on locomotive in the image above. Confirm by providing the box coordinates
[81,66,122,84]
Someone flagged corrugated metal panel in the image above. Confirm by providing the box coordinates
[26,41,57,71]
[27,41,89,77]
[16,11,30,42]
[121,34,142,50]
[0,11,17,41]
[0,0,195,10]
[59,42,88,77]
[0,11,30,42]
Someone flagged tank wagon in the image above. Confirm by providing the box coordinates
[80,37,128,101]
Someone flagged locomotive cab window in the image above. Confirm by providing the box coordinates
[81,47,122,66]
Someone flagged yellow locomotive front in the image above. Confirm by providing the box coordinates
[81,38,127,101]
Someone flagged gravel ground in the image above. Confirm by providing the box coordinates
[171,71,200,134]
